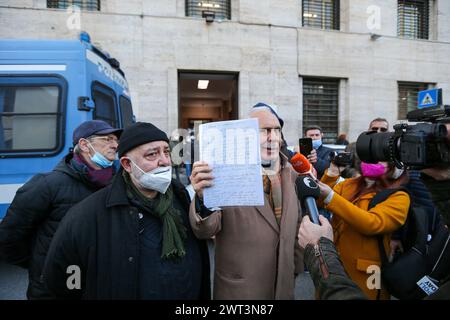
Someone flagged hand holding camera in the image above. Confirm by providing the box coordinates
[329,151,353,166]
[327,151,353,177]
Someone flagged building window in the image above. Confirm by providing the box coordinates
[398,82,434,119]
[303,78,339,144]
[302,0,340,30]
[47,0,100,11]
[398,0,429,39]
[186,0,231,20]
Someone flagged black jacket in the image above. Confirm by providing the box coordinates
[421,173,450,227]
[42,173,211,300]
[0,153,100,299]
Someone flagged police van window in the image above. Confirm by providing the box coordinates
[92,83,118,128]
[119,96,133,128]
[0,86,60,152]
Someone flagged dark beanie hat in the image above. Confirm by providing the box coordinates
[117,122,169,157]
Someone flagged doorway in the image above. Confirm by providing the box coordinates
[178,71,238,130]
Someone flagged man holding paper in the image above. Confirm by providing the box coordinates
[189,103,304,300]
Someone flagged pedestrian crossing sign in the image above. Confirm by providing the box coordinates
[418,88,441,109]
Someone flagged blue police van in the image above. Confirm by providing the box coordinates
[0,32,134,219]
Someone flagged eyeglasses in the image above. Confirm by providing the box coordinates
[90,135,119,144]
[370,127,388,133]
[259,128,281,136]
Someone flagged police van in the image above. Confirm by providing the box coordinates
[0,32,134,219]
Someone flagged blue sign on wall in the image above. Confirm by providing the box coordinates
[418,88,442,109]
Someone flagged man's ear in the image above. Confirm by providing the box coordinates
[78,138,90,153]
[120,156,132,173]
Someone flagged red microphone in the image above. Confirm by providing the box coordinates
[290,152,311,173]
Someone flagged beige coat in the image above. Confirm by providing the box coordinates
[189,163,304,300]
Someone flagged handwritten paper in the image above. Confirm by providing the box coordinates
[199,119,264,208]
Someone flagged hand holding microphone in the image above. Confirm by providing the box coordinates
[291,152,334,225]
[298,215,333,249]
[295,175,321,225]
[290,152,333,198]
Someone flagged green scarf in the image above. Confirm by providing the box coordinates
[123,171,187,260]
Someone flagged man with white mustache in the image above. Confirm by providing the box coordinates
[189,103,304,300]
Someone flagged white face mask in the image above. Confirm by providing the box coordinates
[129,159,172,194]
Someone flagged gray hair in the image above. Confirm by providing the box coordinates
[249,106,273,117]
[368,118,389,130]
[73,144,81,155]
[73,136,94,155]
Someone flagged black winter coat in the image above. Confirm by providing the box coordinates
[42,173,211,300]
[0,154,100,299]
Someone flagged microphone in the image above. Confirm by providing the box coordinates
[290,152,313,176]
[295,175,321,225]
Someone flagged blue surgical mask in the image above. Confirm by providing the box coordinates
[312,139,322,150]
[88,143,114,168]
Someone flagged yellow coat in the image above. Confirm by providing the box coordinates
[321,172,410,300]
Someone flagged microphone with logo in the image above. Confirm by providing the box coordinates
[289,152,314,176]
[287,152,322,224]
[295,176,322,225]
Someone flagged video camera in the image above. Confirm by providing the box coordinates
[329,151,353,167]
[356,89,450,169]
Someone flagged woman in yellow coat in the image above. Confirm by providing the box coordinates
[317,161,410,300]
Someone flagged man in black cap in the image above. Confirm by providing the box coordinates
[42,122,211,300]
[0,120,121,299]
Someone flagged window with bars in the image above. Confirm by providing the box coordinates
[186,0,231,20]
[47,0,100,11]
[398,82,434,119]
[303,78,339,144]
[398,0,429,39]
[302,0,340,30]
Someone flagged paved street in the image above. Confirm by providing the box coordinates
[0,262,28,300]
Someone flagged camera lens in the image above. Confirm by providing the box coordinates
[356,131,393,163]
[329,151,337,161]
